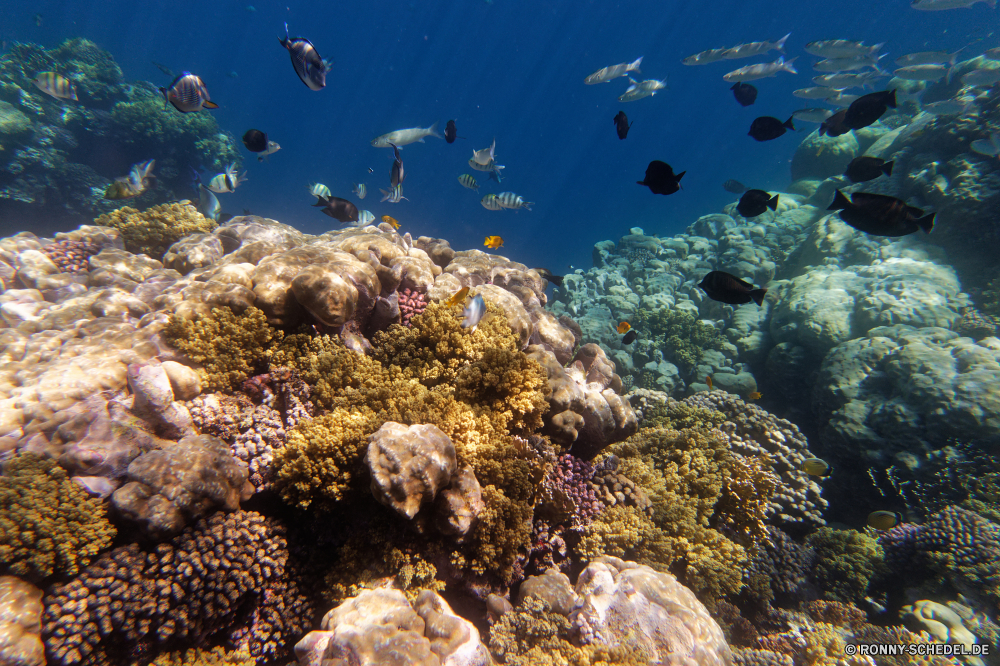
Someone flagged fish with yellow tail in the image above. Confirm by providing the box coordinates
[484,235,504,249]
[381,215,400,229]
[159,72,218,113]
[33,72,77,101]
[104,159,155,200]
[444,286,470,308]
[461,294,486,330]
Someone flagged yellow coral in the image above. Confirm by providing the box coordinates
[95,201,217,259]
[462,485,534,580]
[164,306,281,393]
[151,646,254,666]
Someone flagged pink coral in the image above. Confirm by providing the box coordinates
[397,288,428,327]
[41,240,101,274]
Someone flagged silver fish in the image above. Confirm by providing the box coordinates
[793,86,841,99]
[496,191,534,211]
[723,33,790,60]
[472,138,496,166]
[923,99,971,115]
[812,71,887,89]
[825,92,861,107]
[812,54,884,72]
[893,64,949,81]
[371,123,442,148]
[379,184,408,203]
[353,182,367,199]
[584,56,643,84]
[468,158,505,182]
[805,40,883,58]
[912,0,995,9]
[257,140,281,162]
[792,108,835,123]
[461,294,486,329]
[682,47,731,66]
[357,210,376,226]
[962,68,1000,86]
[481,194,503,210]
[199,184,221,221]
[986,47,1000,60]
[723,57,797,82]
[971,132,1000,157]
[895,49,964,66]
[207,163,247,193]
[618,77,667,102]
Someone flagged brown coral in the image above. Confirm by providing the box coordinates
[95,202,217,259]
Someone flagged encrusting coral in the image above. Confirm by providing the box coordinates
[95,202,218,259]
[0,454,115,581]
[805,528,884,606]
[635,307,728,374]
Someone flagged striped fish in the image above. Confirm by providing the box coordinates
[33,72,77,101]
[496,191,534,211]
[357,210,376,226]
[379,184,408,203]
[309,183,331,199]
[279,23,331,91]
[458,174,479,192]
[159,72,218,113]
[468,158,505,183]
[481,194,503,211]
[352,182,367,199]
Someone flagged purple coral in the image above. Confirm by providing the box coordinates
[540,454,603,527]
[41,239,101,273]
[398,288,428,327]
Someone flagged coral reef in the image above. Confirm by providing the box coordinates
[398,287,428,326]
[95,203,218,260]
[0,454,115,581]
[805,528,884,606]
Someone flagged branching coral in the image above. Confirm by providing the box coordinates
[0,454,115,581]
[164,306,281,393]
[805,528,884,605]
[635,307,727,374]
[95,202,217,259]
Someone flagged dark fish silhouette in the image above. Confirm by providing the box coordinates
[730,82,758,107]
[242,129,269,152]
[313,194,360,223]
[723,179,748,194]
[637,160,685,195]
[622,329,638,344]
[736,189,779,218]
[390,143,405,187]
[844,156,893,183]
[279,23,330,90]
[748,115,794,141]
[828,190,935,237]
[151,61,174,78]
[613,111,633,139]
[699,270,767,306]
[444,120,464,143]
[534,267,564,287]
[819,109,851,137]
[844,89,896,130]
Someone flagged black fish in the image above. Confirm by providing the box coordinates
[748,116,794,141]
[637,160,685,195]
[699,271,768,306]
[613,111,633,140]
[313,194,360,223]
[844,156,893,183]
[390,143,405,187]
[723,179,747,194]
[819,109,851,137]
[534,267,564,287]
[731,82,757,107]
[444,119,464,143]
[828,190,934,237]
[844,90,896,131]
[151,61,174,78]
[622,329,638,344]
[736,190,779,218]
[242,129,269,152]
[279,23,329,90]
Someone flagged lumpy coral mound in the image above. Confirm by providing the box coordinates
[96,202,217,259]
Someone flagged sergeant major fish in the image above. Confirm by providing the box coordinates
[309,183,331,199]
[481,194,503,210]
[352,182,367,199]
[458,174,479,191]
[723,57,797,82]
[584,56,643,84]
[379,185,408,203]
[207,163,247,193]
[371,123,442,147]
[722,33,790,60]
[496,191,533,211]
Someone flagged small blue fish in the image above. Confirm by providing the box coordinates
[462,294,486,330]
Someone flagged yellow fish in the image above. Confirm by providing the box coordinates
[706,375,713,390]
[616,321,631,334]
[484,235,504,249]
[801,458,832,477]
[382,215,400,229]
[867,510,902,530]
[444,286,470,308]
[748,391,762,400]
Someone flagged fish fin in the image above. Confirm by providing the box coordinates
[751,288,767,307]
[675,171,686,181]
[783,116,796,131]
[883,161,894,176]
[767,194,779,211]
[916,212,936,233]
[885,89,897,109]
[781,56,798,74]
[828,189,851,211]
[427,121,442,139]
[776,32,791,52]
[630,56,643,73]
[203,100,219,109]
[946,64,957,86]
[312,195,329,207]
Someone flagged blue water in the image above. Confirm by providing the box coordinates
[1,0,995,272]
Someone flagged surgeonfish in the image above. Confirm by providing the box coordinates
[352,210,375,227]
[104,159,155,200]
[390,143,405,187]
[828,190,935,237]
[242,129,269,152]
[844,157,893,183]
[804,40,884,59]
[381,215,400,229]
[313,194,360,223]
[481,194,503,211]
[309,183,332,199]
[444,287,470,307]
[842,90,896,130]
[534,268,563,287]
[199,184,221,221]
[801,458,832,477]
[484,235,504,249]
[257,141,281,162]
[371,123,442,148]
[496,191,533,211]
[33,72,77,101]
[637,160,685,195]
[353,182,367,199]
[278,23,331,90]
[461,294,486,330]
[159,72,218,113]
[867,511,903,530]
[444,120,463,143]
[472,138,496,166]
[584,56,643,84]
[722,33,790,60]
[379,184,408,203]
[207,163,247,193]
[736,190,779,218]
[458,174,479,192]
[730,82,758,106]
[698,271,768,306]
[748,116,795,141]
[614,110,634,138]
[723,57,797,82]
[723,179,748,194]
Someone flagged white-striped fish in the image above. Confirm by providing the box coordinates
[723,57,797,82]
[159,72,218,113]
[805,40,883,58]
[207,163,247,193]
[379,184,408,203]
[357,210,376,226]
[481,194,503,210]
[352,182,367,199]
[33,72,77,101]
[309,183,331,199]
[723,33,790,60]
[458,174,479,192]
[468,158,505,182]
[496,191,533,211]
[584,56,643,84]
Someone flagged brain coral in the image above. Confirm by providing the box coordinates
[95,202,218,259]
[0,454,115,581]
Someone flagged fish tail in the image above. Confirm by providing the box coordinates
[751,288,767,307]
[782,56,798,74]
[767,194,779,211]
[675,170,686,181]
[629,56,643,73]
[883,161,894,176]
[522,202,534,211]
[885,89,897,109]
[203,100,219,109]
[828,189,851,211]
[776,32,791,52]
[946,64,957,86]
[427,121,442,139]
[783,116,796,131]
[916,212,936,234]
[312,195,328,207]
